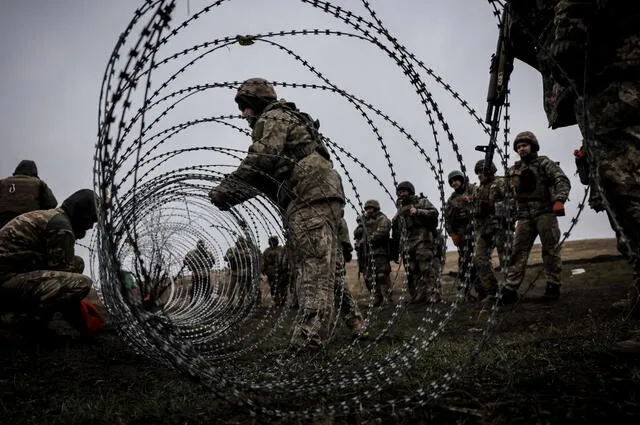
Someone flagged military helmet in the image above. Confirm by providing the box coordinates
[447,170,465,185]
[364,199,380,211]
[513,131,540,152]
[268,235,279,247]
[396,181,415,195]
[235,78,277,102]
[474,160,497,175]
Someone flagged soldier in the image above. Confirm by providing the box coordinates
[224,236,257,307]
[358,200,392,306]
[0,160,58,228]
[353,215,366,285]
[209,78,348,348]
[444,170,478,294]
[261,235,289,307]
[506,1,640,350]
[0,189,98,336]
[501,132,571,303]
[472,160,509,301]
[183,239,216,301]
[391,181,440,304]
[335,210,365,336]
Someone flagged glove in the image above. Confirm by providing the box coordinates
[342,244,353,263]
[553,201,566,216]
[209,189,231,211]
[450,233,462,246]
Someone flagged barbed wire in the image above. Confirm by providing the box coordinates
[87,0,629,421]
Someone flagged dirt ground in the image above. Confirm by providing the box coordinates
[1,238,639,425]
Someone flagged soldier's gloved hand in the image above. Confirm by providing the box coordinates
[450,233,462,246]
[209,188,231,211]
[553,201,566,217]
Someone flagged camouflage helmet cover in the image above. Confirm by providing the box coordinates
[447,170,465,185]
[364,199,380,210]
[396,181,415,195]
[474,160,497,175]
[513,131,540,152]
[235,78,277,102]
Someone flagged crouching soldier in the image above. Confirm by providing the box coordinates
[0,189,99,336]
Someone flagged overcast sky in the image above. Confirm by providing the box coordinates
[0,0,615,261]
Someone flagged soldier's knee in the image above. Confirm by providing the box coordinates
[63,274,93,298]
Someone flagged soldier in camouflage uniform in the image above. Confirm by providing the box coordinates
[335,211,365,336]
[261,235,289,307]
[183,239,216,301]
[224,236,258,307]
[507,1,640,350]
[209,78,349,348]
[445,170,478,294]
[391,181,440,304]
[0,160,57,228]
[472,160,509,301]
[353,215,366,284]
[502,132,571,303]
[357,200,392,306]
[0,189,98,335]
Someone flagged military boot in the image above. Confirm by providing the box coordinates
[541,283,561,301]
[499,286,519,305]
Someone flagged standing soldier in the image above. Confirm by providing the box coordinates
[391,181,440,304]
[0,160,58,228]
[0,189,98,336]
[353,215,366,286]
[183,239,216,301]
[444,170,478,294]
[209,78,347,349]
[335,210,365,336]
[224,236,258,307]
[358,200,393,306]
[472,160,508,301]
[261,235,289,307]
[502,131,571,303]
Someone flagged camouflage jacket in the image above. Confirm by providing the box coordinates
[0,208,76,280]
[444,182,477,235]
[212,100,345,211]
[338,217,352,252]
[509,154,571,218]
[224,242,255,273]
[473,176,507,232]
[0,175,58,228]
[392,195,439,249]
[357,210,391,257]
[261,245,287,276]
[183,248,215,274]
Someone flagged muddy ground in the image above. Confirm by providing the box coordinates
[1,239,639,425]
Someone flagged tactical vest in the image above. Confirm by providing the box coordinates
[362,212,390,255]
[0,175,42,227]
[510,156,553,203]
[269,102,331,180]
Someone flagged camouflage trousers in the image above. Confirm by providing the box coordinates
[287,201,342,348]
[265,269,290,307]
[456,232,477,290]
[577,80,640,267]
[505,213,562,288]
[225,270,255,306]
[362,254,392,302]
[474,228,509,293]
[0,269,92,314]
[404,241,438,302]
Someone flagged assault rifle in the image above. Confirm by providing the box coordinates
[476,4,514,172]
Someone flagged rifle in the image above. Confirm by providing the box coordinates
[476,4,514,173]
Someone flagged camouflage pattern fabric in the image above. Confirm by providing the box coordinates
[0,209,90,314]
[224,240,256,306]
[392,195,440,302]
[505,212,562,288]
[261,245,289,306]
[472,175,509,295]
[184,247,215,300]
[334,217,363,330]
[358,209,392,304]
[287,201,342,348]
